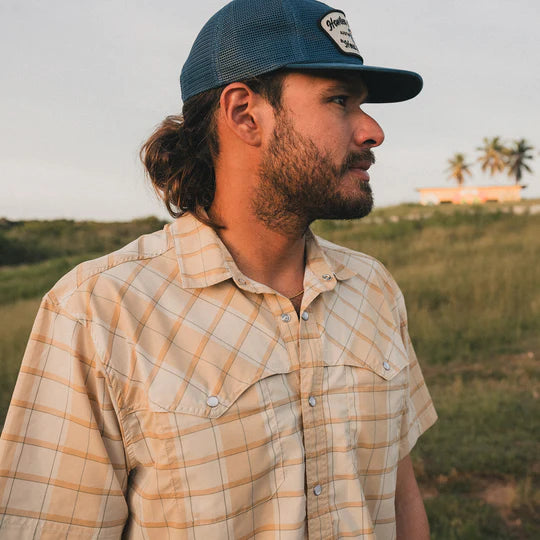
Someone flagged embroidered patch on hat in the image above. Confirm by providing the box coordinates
[320,11,362,58]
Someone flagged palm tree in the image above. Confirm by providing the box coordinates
[447,153,472,186]
[477,136,507,177]
[505,139,534,184]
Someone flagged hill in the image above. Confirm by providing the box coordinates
[1,204,539,538]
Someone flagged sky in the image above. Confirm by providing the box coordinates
[1,0,539,221]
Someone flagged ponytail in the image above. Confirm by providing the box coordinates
[140,87,222,228]
[140,71,285,228]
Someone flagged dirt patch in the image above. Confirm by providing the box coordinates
[478,479,517,516]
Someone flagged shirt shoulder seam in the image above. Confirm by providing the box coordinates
[46,244,175,309]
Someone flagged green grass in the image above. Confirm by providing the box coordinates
[0,216,167,265]
[1,204,539,538]
[0,254,103,305]
[417,357,539,478]
[425,495,511,539]
[0,215,168,304]
[413,354,539,538]
[0,298,41,420]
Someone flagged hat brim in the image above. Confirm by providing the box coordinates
[284,62,423,103]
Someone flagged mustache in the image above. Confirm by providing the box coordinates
[340,150,376,174]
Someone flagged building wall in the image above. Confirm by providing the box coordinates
[417,185,523,205]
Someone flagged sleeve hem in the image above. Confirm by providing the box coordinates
[399,404,438,459]
[0,516,124,539]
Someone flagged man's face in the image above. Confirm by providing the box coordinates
[253,72,385,233]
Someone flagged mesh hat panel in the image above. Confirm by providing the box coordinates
[180,0,422,103]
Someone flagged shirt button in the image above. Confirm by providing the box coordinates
[207,396,219,407]
[322,274,332,281]
[383,362,391,371]
[238,278,246,285]
[313,484,322,496]
[281,313,291,323]
[308,396,317,407]
[301,312,309,321]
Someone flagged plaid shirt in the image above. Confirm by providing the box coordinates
[0,213,436,539]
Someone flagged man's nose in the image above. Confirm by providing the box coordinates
[353,111,385,148]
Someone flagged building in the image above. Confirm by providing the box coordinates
[417,185,524,205]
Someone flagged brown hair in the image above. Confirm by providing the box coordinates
[140,71,286,228]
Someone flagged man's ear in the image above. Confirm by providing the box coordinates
[219,83,270,147]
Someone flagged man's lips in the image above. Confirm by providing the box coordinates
[349,160,373,171]
[347,160,373,181]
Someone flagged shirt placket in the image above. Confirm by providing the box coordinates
[251,267,338,539]
[298,296,333,539]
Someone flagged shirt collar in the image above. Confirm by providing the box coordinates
[304,228,357,282]
[170,213,356,291]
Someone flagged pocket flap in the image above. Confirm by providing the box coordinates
[324,314,409,381]
[147,347,292,418]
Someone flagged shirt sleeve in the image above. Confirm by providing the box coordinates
[0,295,129,539]
[397,302,438,460]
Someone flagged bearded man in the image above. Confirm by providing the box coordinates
[0,1,437,538]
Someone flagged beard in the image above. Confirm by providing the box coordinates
[252,111,375,235]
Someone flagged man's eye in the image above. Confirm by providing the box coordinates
[331,95,348,106]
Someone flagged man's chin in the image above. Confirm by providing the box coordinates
[315,197,374,221]
[330,186,374,220]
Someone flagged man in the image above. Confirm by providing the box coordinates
[0,0,437,538]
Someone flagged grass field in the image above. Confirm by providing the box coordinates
[1,204,539,538]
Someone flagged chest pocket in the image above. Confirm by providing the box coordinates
[333,321,410,480]
[129,365,286,527]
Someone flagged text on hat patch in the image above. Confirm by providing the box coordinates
[320,11,362,58]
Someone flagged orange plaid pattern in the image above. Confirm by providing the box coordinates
[0,213,436,539]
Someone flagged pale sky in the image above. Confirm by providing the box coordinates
[1,0,539,221]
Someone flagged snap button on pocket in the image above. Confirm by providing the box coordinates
[207,395,219,407]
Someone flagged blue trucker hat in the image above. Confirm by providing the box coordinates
[181,0,423,104]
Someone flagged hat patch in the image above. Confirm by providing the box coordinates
[320,11,362,58]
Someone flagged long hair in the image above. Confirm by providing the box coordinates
[140,72,285,228]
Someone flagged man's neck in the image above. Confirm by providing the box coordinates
[209,205,307,305]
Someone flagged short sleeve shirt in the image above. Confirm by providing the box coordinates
[0,213,437,539]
